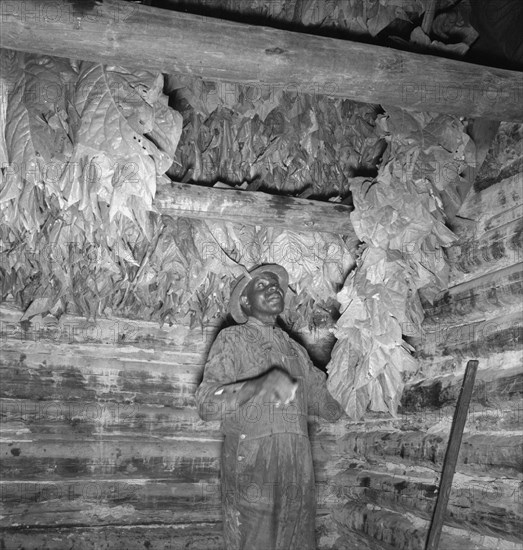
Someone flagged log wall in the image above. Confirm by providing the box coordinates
[331,124,523,549]
[0,306,346,549]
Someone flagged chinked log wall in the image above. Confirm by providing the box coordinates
[0,306,348,550]
[332,131,523,550]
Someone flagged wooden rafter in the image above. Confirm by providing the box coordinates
[1,0,522,121]
[155,181,359,246]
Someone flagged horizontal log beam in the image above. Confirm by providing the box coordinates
[416,310,522,358]
[0,518,335,550]
[0,477,334,528]
[0,303,219,351]
[457,173,523,232]
[1,453,220,481]
[155,182,356,239]
[448,218,523,285]
[0,524,224,550]
[0,398,213,435]
[1,482,221,527]
[0,360,196,406]
[425,263,523,324]
[336,469,522,542]
[1,0,522,121]
[401,366,523,414]
[338,430,522,477]
[0,433,338,482]
[333,501,513,550]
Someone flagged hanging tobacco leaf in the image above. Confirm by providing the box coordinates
[327,108,476,419]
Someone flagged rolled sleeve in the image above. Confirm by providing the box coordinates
[306,359,344,422]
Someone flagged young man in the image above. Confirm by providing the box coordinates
[195,264,344,550]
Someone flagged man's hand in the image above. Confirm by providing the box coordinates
[214,367,298,407]
[256,367,298,408]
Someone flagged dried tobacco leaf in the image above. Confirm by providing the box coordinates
[367,2,410,36]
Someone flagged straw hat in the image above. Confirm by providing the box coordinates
[229,264,289,324]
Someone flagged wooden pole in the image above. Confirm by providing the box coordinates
[425,359,479,550]
[0,0,522,121]
[155,181,359,247]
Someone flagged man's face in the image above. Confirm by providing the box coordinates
[240,271,285,322]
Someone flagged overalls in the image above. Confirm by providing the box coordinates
[196,317,342,550]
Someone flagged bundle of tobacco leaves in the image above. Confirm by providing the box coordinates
[166,74,384,197]
[0,48,182,320]
[327,107,477,419]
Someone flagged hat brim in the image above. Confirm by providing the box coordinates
[229,264,289,324]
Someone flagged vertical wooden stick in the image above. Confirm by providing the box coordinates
[425,359,479,550]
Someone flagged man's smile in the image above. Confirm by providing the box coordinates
[240,271,286,322]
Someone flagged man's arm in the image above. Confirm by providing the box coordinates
[214,367,297,408]
[195,330,241,421]
[301,348,345,422]
[210,379,258,407]
[195,331,297,421]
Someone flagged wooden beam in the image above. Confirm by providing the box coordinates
[1,0,522,121]
[1,525,225,550]
[425,360,479,550]
[336,469,522,544]
[340,426,521,477]
[424,263,523,324]
[155,181,357,239]
[401,365,522,415]
[335,501,495,550]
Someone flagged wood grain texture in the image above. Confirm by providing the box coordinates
[0,303,221,351]
[458,173,522,233]
[424,263,523,325]
[448,218,523,284]
[1,0,523,120]
[0,523,225,550]
[415,309,522,359]
[337,429,522,477]
[334,468,522,542]
[156,181,357,240]
[0,513,337,550]
[332,501,520,550]
[401,365,522,414]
